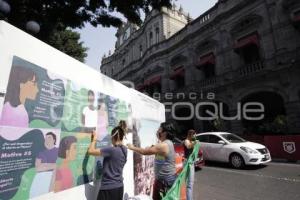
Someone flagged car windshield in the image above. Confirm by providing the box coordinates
[220,133,246,143]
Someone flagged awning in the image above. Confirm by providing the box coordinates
[293,15,300,22]
[234,34,259,51]
[197,53,215,68]
[170,66,185,80]
[144,75,161,86]
[136,84,145,91]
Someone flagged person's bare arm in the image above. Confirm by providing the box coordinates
[88,131,102,156]
[184,139,195,149]
[127,143,168,156]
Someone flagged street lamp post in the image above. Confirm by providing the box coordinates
[0,0,11,17]
[0,0,10,14]
[26,21,40,34]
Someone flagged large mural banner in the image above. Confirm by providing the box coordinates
[0,56,132,199]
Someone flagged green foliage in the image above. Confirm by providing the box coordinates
[1,0,173,62]
[258,115,288,134]
[213,117,226,131]
[48,29,88,62]
[3,0,173,40]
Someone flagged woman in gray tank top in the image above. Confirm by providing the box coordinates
[127,122,177,200]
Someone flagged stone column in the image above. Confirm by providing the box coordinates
[193,117,204,133]
[228,109,244,135]
[162,61,171,93]
[184,48,194,86]
[185,64,195,86]
[187,46,204,83]
[285,101,300,133]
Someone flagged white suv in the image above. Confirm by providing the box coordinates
[196,132,271,168]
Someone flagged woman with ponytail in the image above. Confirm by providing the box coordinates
[118,120,128,133]
[88,121,127,200]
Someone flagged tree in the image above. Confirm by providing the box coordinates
[1,0,173,62]
[213,117,226,131]
[258,115,288,135]
[48,29,88,62]
[3,0,173,41]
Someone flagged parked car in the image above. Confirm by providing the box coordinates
[196,132,271,168]
[173,138,205,173]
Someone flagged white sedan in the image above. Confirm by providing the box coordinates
[196,132,271,168]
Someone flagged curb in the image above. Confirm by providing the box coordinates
[271,159,300,165]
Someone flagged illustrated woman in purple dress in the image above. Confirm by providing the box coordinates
[0,66,39,127]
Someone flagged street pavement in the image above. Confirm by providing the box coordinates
[193,162,300,200]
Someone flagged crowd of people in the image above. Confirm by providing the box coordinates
[88,120,198,200]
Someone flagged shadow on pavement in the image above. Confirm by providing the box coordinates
[203,161,268,170]
[195,167,203,172]
[243,164,268,170]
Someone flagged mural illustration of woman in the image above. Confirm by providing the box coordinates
[54,136,77,192]
[97,98,109,141]
[0,66,39,127]
[82,90,97,129]
[30,132,59,198]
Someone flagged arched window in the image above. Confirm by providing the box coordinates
[155,28,159,44]
[139,45,143,58]
[149,32,153,46]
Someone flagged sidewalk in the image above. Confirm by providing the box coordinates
[271,159,300,165]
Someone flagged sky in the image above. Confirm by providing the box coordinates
[77,0,218,71]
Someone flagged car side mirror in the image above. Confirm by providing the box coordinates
[218,140,226,145]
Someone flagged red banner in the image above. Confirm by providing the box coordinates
[264,136,300,161]
[243,135,300,161]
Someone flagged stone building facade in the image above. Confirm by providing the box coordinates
[101,0,300,135]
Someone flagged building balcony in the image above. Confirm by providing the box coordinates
[198,77,217,88]
[238,61,264,77]
[167,76,218,95]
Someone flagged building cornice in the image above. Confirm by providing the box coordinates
[102,7,189,66]
[104,0,262,79]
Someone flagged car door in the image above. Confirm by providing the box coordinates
[207,135,227,162]
[197,135,210,160]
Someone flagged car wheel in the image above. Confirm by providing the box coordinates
[230,153,245,169]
